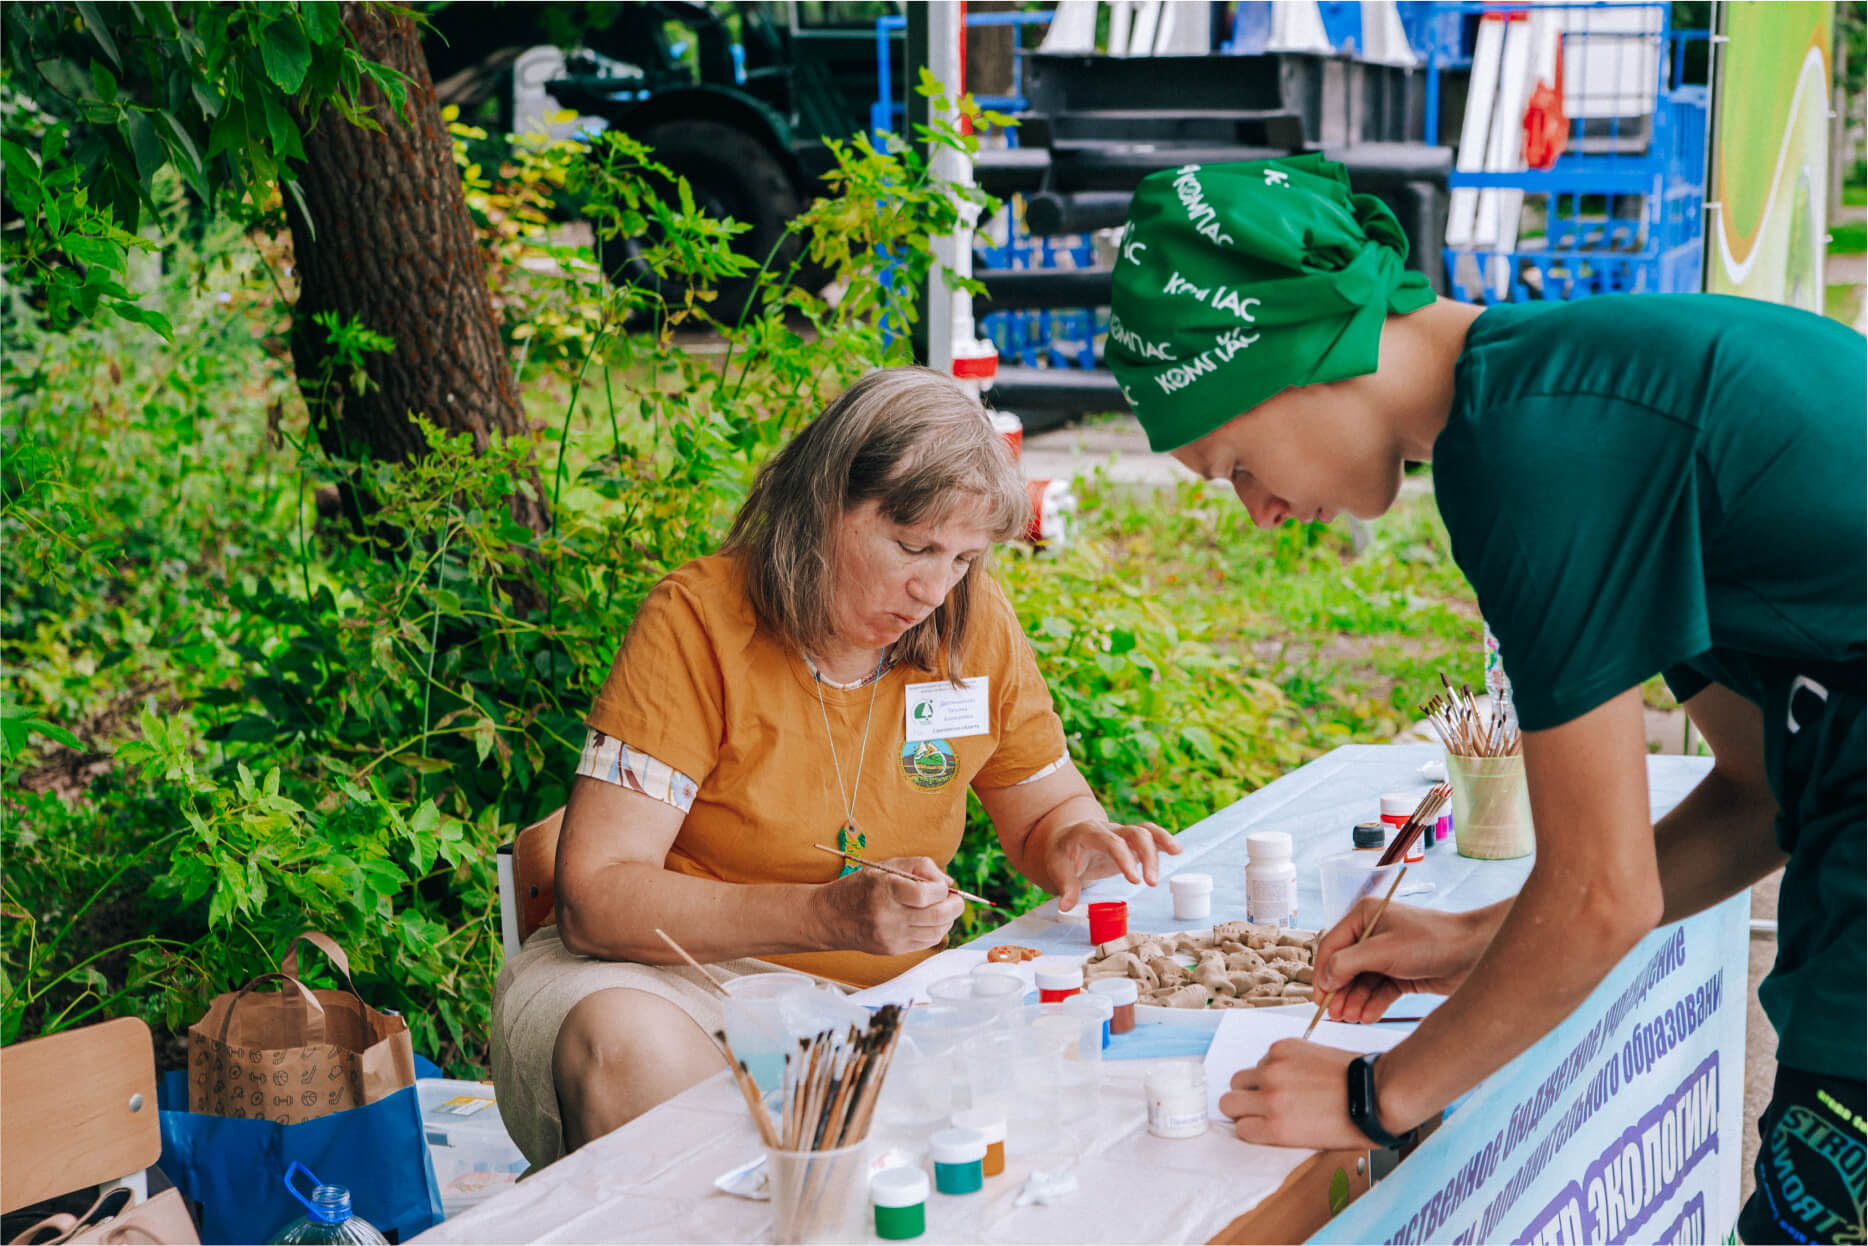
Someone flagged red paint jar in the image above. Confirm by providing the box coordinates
[1034,963,1083,1003]
[1087,901,1128,945]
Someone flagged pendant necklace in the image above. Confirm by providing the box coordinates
[813,648,886,874]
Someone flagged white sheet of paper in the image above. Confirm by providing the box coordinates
[1202,1011,1413,1121]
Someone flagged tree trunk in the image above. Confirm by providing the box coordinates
[285,2,548,535]
[965,1,1019,99]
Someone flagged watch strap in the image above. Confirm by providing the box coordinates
[1346,1053,1414,1149]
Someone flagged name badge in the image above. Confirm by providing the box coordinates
[903,677,991,742]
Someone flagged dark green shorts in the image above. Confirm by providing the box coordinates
[1738,1065,1865,1244]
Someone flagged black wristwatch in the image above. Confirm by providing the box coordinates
[1346,1054,1416,1149]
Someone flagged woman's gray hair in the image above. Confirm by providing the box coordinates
[723,366,1029,674]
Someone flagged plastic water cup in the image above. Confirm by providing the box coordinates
[904,1005,995,1110]
[721,974,816,1092]
[928,972,1025,1026]
[872,1032,955,1153]
[1319,853,1404,931]
[962,1029,1068,1155]
[764,1142,869,1244]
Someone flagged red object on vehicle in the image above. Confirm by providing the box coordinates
[1087,901,1128,945]
[1522,45,1569,170]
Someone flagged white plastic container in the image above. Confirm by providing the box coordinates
[1145,1061,1209,1139]
[1168,872,1213,920]
[416,1079,528,1218]
[1244,832,1297,927]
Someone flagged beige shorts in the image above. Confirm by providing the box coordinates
[490,926,836,1168]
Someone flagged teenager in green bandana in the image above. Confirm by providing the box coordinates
[1110,154,1866,1243]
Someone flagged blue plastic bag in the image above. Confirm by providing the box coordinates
[157,1055,444,1245]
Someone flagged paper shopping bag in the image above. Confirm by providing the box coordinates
[186,932,415,1124]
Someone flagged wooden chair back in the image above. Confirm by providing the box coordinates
[512,806,564,949]
[1,1017,161,1213]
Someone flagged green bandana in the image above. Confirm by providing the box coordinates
[1106,153,1435,452]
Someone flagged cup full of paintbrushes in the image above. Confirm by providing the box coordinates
[737,1003,908,1244]
[1420,677,1533,860]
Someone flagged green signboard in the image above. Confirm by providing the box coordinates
[1707,1,1836,309]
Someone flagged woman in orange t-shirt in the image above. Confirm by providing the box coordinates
[490,367,1180,1166]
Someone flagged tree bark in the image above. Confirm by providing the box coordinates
[285,2,548,535]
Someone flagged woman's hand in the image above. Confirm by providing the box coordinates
[1044,817,1181,912]
[1311,899,1494,1022]
[816,856,965,957]
[1218,1040,1372,1150]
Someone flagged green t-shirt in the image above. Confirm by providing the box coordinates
[1434,292,1866,1079]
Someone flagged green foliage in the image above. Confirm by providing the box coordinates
[0,83,1005,1071]
[2,66,1477,1071]
[0,2,403,334]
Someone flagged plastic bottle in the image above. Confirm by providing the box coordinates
[1244,831,1297,927]
[270,1164,389,1245]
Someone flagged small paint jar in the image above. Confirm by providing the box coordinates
[928,1126,988,1194]
[1168,872,1213,920]
[1034,962,1083,1003]
[1088,976,1138,1035]
[950,1108,1006,1176]
[1145,1060,1209,1140]
[1087,900,1128,944]
[1435,812,1453,845]
[1352,822,1387,852]
[1381,793,1426,863]
[871,1166,929,1239]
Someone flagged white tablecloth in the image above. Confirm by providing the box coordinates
[417,745,1717,1244]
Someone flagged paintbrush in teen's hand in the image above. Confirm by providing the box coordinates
[1301,785,1450,1040]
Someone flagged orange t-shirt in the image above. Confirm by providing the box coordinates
[586,554,1068,986]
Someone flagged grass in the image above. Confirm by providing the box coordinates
[1829,219,1867,256]
[1825,282,1864,325]
[1844,182,1866,208]
[1069,470,1479,740]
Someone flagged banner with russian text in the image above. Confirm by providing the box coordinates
[1312,892,1748,1245]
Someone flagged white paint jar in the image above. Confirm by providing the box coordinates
[1168,872,1214,920]
[1145,1060,1209,1139]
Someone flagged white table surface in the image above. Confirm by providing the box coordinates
[418,745,1715,1245]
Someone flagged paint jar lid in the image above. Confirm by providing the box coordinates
[1087,977,1138,1005]
[928,1127,989,1165]
[1352,822,1388,850]
[1033,962,1084,991]
[971,960,1024,982]
[1380,793,1419,819]
[950,1108,1006,1143]
[871,1166,930,1207]
[1244,831,1292,862]
[1168,872,1213,895]
[1088,900,1128,917]
[1063,992,1111,1021]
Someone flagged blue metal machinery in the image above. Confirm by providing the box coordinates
[1426,1,1709,301]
